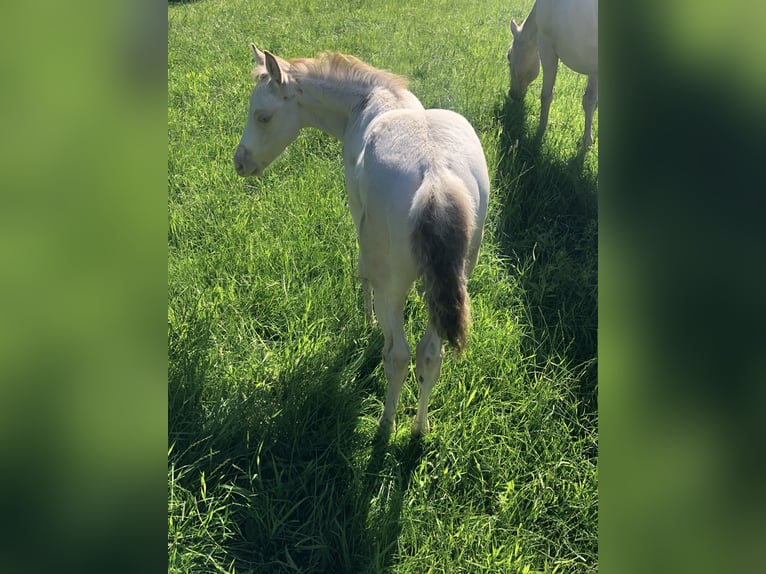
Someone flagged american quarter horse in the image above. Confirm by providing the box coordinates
[233,47,490,435]
[507,0,598,148]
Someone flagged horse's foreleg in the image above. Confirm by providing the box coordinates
[582,73,598,149]
[359,251,373,322]
[361,277,373,322]
[413,322,443,436]
[348,185,374,322]
[376,292,409,431]
[538,42,559,138]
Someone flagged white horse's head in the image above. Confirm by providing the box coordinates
[507,19,540,102]
[233,45,302,177]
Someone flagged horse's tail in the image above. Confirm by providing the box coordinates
[410,172,475,354]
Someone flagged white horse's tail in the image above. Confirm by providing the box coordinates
[410,172,475,354]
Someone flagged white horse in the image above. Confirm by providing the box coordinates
[233,47,490,435]
[507,0,598,148]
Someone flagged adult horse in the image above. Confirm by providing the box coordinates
[233,47,490,435]
[507,0,598,148]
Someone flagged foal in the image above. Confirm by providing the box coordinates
[233,47,489,435]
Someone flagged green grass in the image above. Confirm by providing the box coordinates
[168,0,598,572]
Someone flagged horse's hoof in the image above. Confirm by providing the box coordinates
[411,417,430,437]
[378,415,395,434]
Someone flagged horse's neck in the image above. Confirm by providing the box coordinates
[356,88,423,127]
[293,79,353,139]
[522,2,539,39]
[295,75,421,141]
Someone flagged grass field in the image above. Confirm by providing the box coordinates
[168,0,598,572]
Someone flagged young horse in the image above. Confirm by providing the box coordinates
[233,47,489,435]
[507,0,598,148]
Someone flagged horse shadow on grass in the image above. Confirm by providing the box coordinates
[169,315,426,573]
[493,93,598,415]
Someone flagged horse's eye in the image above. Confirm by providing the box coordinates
[256,112,272,124]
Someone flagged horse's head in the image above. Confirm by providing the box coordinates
[233,45,301,177]
[507,19,540,102]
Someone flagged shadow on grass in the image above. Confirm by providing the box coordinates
[169,314,425,572]
[493,93,598,414]
[168,309,212,452]
[356,427,425,572]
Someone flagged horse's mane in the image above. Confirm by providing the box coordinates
[288,52,410,92]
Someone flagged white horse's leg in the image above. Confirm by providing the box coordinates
[376,290,410,431]
[537,40,559,138]
[465,236,482,278]
[358,252,373,322]
[362,280,373,322]
[582,73,598,149]
[348,187,374,322]
[413,322,443,436]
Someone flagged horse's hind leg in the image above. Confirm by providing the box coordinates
[375,290,410,431]
[465,234,482,278]
[582,73,598,148]
[413,322,444,436]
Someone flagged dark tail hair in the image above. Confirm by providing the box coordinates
[410,176,474,353]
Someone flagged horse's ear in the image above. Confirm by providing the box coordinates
[251,43,266,66]
[510,19,520,37]
[264,50,285,85]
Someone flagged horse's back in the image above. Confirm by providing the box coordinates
[537,0,598,74]
[360,108,488,205]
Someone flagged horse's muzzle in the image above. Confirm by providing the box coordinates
[233,145,260,177]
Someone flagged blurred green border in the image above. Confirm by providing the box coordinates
[1,0,764,572]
